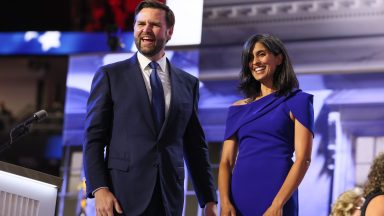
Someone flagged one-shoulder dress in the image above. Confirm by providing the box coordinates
[224,89,314,216]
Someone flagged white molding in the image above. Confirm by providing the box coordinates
[203,0,384,26]
[199,62,384,80]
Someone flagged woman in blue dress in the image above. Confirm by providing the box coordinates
[218,34,314,216]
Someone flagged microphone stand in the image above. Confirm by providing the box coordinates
[0,124,31,153]
[0,110,48,154]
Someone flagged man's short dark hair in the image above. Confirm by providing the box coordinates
[134,0,175,28]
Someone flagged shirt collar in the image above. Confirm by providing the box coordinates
[137,51,167,72]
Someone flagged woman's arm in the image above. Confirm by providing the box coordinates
[218,136,239,216]
[264,112,313,215]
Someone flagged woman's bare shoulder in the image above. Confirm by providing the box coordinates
[367,195,384,213]
[232,98,250,106]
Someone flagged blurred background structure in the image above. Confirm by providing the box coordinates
[0,0,384,215]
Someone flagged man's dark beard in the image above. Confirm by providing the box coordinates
[135,38,166,57]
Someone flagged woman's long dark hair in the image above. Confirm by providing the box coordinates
[238,34,299,99]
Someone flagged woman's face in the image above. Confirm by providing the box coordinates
[248,42,282,85]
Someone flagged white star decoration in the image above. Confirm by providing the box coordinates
[24,31,61,52]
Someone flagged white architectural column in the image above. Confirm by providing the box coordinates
[328,112,355,202]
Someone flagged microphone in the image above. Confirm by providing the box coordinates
[10,110,48,143]
[18,110,48,127]
[0,110,49,153]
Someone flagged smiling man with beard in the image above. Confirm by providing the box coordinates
[83,1,218,216]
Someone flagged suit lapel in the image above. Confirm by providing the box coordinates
[158,62,183,139]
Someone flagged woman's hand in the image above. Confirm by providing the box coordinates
[263,205,282,216]
[220,201,237,216]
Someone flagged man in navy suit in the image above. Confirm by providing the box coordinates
[83,1,218,215]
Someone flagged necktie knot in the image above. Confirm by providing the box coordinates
[149,61,158,70]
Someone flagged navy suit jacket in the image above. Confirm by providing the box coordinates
[83,54,217,215]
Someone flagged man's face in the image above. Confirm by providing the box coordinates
[134,8,173,60]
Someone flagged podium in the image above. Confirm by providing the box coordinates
[0,161,62,216]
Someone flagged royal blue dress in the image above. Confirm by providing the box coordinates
[224,89,314,216]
